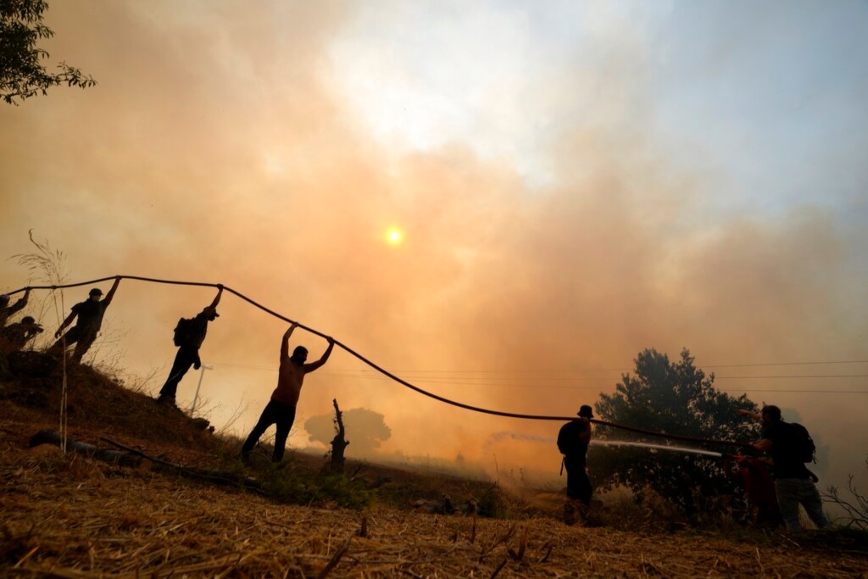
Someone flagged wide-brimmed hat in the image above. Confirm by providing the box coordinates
[578,405,594,418]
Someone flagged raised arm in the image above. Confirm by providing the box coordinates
[280,323,298,360]
[305,337,335,373]
[10,288,30,314]
[103,277,122,306]
[209,285,223,309]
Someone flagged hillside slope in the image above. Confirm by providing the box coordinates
[2,352,867,577]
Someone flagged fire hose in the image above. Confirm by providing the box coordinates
[5,276,754,450]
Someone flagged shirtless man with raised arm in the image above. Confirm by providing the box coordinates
[241,323,335,463]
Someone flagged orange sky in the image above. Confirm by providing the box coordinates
[1,2,866,495]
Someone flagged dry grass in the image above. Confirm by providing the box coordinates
[1,356,867,577]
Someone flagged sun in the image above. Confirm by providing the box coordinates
[385,227,403,245]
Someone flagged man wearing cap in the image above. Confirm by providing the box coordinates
[0,315,44,352]
[48,277,121,364]
[0,288,31,327]
[156,286,223,407]
[557,404,594,524]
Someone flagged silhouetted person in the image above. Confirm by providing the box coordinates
[48,277,121,364]
[241,323,335,463]
[0,288,30,327]
[557,404,594,524]
[0,315,44,353]
[157,286,223,407]
[724,454,783,529]
[740,406,829,533]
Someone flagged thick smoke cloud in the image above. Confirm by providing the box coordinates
[1,1,865,501]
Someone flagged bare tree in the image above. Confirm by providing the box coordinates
[327,398,349,473]
[822,458,868,530]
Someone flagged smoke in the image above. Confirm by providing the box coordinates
[1,1,866,500]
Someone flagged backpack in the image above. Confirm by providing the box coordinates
[788,422,816,464]
[172,317,196,347]
[557,420,587,455]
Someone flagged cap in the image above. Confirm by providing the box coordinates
[89,288,103,296]
[578,405,594,419]
[22,316,36,324]
[203,307,220,318]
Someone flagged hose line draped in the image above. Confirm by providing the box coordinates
[6,276,751,449]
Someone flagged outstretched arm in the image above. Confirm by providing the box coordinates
[209,285,223,309]
[103,277,122,306]
[55,311,77,338]
[737,409,762,422]
[10,288,30,314]
[280,323,298,360]
[305,337,335,373]
[201,285,223,318]
[753,439,772,453]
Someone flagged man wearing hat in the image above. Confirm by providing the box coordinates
[557,404,595,524]
[0,315,44,352]
[0,288,31,327]
[49,277,121,364]
[157,285,223,407]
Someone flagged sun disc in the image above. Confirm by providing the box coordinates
[386,228,403,245]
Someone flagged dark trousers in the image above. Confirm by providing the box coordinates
[241,400,297,463]
[564,455,592,506]
[48,326,97,363]
[159,346,199,399]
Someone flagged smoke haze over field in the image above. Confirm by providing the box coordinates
[2,1,867,506]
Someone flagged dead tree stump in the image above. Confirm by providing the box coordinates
[328,398,350,473]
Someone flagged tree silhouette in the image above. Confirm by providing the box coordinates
[592,348,761,519]
[1,0,96,105]
[305,407,391,458]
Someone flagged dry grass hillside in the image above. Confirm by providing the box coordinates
[2,351,867,578]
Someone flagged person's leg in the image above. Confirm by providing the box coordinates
[564,456,580,500]
[241,401,279,459]
[575,468,593,507]
[47,327,82,358]
[71,330,97,364]
[796,480,830,529]
[775,479,804,532]
[159,347,196,401]
[563,457,583,525]
[756,500,784,529]
[271,404,297,463]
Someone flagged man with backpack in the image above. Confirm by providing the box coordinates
[156,285,223,407]
[557,404,594,525]
[739,405,829,533]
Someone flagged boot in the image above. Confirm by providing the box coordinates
[157,394,177,408]
[564,500,578,526]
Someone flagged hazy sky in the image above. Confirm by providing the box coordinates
[1,1,866,495]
